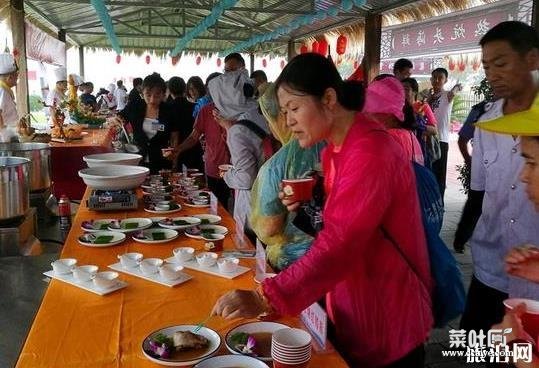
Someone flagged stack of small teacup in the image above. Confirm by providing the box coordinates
[271,328,312,368]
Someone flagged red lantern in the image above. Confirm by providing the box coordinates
[336,35,347,55]
[311,41,319,53]
[448,58,456,71]
[472,58,481,71]
[300,44,308,54]
[262,58,267,68]
[317,39,328,56]
[195,55,202,65]
[171,55,179,66]
[280,60,285,69]
[145,55,150,64]
[458,61,466,72]
[115,54,121,64]
[217,58,222,67]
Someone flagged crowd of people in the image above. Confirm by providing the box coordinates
[1,18,539,367]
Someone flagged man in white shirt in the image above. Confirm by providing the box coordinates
[45,67,67,119]
[0,53,19,142]
[114,80,127,111]
[459,21,539,340]
[427,67,460,200]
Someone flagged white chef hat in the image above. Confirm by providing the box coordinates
[53,67,67,83]
[107,83,116,93]
[0,53,17,75]
[70,73,84,86]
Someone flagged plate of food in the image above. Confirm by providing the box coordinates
[142,325,221,366]
[194,354,268,368]
[183,191,211,207]
[78,231,126,247]
[108,218,153,233]
[185,225,228,240]
[158,217,202,230]
[191,214,221,225]
[225,321,289,362]
[144,202,182,214]
[132,228,179,244]
[81,219,116,232]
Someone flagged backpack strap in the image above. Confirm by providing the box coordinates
[235,119,268,139]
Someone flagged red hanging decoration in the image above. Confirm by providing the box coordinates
[280,60,285,69]
[336,35,347,55]
[171,55,179,66]
[195,55,202,65]
[300,44,308,54]
[458,61,466,72]
[262,58,267,68]
[311,41,319,53]
[317,39,328,56]
[217,58,222,67]
[472,58,481,71]
[12,48,20,58]
[115,54,121,64]
[448,58,456,71]
[145,55,151,64]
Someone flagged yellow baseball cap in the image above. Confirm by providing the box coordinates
[476,94,539,136]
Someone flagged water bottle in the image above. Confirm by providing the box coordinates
[58,195,71,230]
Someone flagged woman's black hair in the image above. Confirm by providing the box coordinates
[168,76,186,97]
[275,53,364,111]
[142,72,166,93]
[400,101,418,131]
[401,77,419,94]
[186,76,206,99]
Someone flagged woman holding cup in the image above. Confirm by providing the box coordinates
[212,54,433,367]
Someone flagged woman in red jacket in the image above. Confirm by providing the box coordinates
[212,54,433,367]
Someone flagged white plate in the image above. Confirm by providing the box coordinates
[195,355,268,368]
[225,321,289,362]
[80,218,116,232]
[141,325,221,366]
[184,225,228,240]
[78,231,126,247]
[191,214,222,225]
[182,202,210,208]
[158,217,201,230]
[78,165,149,190]
[43,270,127,296]
[109,262,192,287]
[108,217,153,233]
[165,257,250,280]
[132,228,179,244]
[144,204,182,214]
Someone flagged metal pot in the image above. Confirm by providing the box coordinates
[0,143,51,192]
[0,157,30,220]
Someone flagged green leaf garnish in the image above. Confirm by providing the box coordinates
[174,220,189,225]
[230,332,249,347]
[99,223,109,230]
[123,222,138,229]
[153,333,174,348]
[152,232,166,240]
[200,219,210,225]
[94,235,114,244]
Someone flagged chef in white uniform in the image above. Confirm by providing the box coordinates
[0,53,19,142]
[45,67,67,119]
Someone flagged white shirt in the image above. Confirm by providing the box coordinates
[142,118,158,140]
[470,98,539,298]
[45,89,66,118]
[429,90,453,143]
[0,86,18,142]
[114,88,127,111]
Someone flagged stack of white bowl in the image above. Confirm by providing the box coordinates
[271,328,312,368]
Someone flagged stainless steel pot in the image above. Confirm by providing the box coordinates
[0,143,51,192]
[0,157,30,220]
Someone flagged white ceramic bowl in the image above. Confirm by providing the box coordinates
[78,165,149,190]
[83,153,142,167]
[51,258,77,275]
[140,258,164,275]
[196,252,218,267]
[173,247,195,263]
[217,257,239,273]
[158,264,184,280]
[117,252,143,268]
[73,265,98,282]
[93,271,119,289]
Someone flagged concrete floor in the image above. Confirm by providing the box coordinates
[2,142,476,368]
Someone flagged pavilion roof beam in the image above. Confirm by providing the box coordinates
[64,7,142,29]
[68,30,253,42]
[25,1,80,46]
[292,16,364,40]
[150,8,181,36]
[114,18,147,35]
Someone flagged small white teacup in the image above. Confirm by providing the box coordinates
[118,253,143,269]
[196,252,218,267]
[93,271,119,289]
[173,247,195,263]
[140,258,164,275]
[159,264,184,281]
[73,265,99,282]
[51,258,77,275]
[217,257,239,273]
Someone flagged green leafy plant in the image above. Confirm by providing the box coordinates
[456,163,471,195]
[29,95,43,112]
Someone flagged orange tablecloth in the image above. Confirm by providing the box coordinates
[50,129,114,199]
[17,189,347,367]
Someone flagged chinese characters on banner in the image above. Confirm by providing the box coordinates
[383,1,519,59]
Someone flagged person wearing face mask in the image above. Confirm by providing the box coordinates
[0,53,20,142]
[113,73,179,174]
[211,54,432,367]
